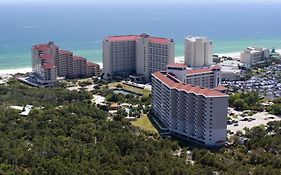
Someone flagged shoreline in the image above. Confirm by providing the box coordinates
[0,67,32,76]
[1,49,280,76]
[0,63,103,76]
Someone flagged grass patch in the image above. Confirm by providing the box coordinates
[107,82,151,96]
[131,114,158,133]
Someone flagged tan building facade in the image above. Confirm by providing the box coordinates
[103,33,175,81]
[86,62,101,77]
[151,66,228,147]
[240,46,270,65]
[184,36,213,67]
[58,50,74,78]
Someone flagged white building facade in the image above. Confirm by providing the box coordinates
[184,36,213,67]
[103,33,175,81]
[240,46,270,65]
[151,66,228,147]
[166,63,221,89]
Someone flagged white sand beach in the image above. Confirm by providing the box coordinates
[0,48,279,76]
[175,52,241,64]
[0,67,32,76]
[215,52,241,59]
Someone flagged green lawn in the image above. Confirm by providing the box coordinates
[107,82,151,96]
[131,115,158,133]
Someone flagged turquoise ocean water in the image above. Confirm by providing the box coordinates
[0,2,281,69]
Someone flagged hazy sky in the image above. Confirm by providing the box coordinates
[1,0,281,4]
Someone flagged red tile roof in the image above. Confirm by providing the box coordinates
[32,44,50,51]
[42,63,54,69]
[32,42,58,51]
[152,71,226,97]
[39,54,53,60]
[149,37,171,44]
[214,85,228,91]
[167,63,187,69]
[186,65,221,75]
[73,56,86,61]
[106,34,172,44]
[86,61,99,67]
[106,35,139,42]
[59,50,73,55]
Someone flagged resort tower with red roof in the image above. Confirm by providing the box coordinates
[151,63,228,147]
[31,42,100,87]
[103,33,175,81]
[32,42,59,87]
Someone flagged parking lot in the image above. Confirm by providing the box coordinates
[227,108,281,134]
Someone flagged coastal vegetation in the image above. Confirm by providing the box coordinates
[107,81,151,96]
[2,81,281,174]
[229,92,262,111]
[267,97,281,115]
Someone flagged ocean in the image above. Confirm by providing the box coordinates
[0,2,281,70]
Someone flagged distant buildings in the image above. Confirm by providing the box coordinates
[240,46,270,65]
[86,62,101,78]
[31,42,100,87]
[103,33,175,82]
[184,36,213,67]
[219,60,242,80]
[151,64,228,147]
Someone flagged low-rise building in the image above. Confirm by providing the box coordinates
[219,60,242,80]
[240,46,270,65]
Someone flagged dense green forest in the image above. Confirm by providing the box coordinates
[0,80,281,174]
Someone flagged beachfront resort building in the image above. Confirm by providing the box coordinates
[31,42,59,87]
[30,42,100,87]
[103,33,175,81]
[58,51,100,78]
[151,64,228,147]
[86,62,101,77]
[184,36,213,67]
[240,46,270,65]
[166,63,222,89]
